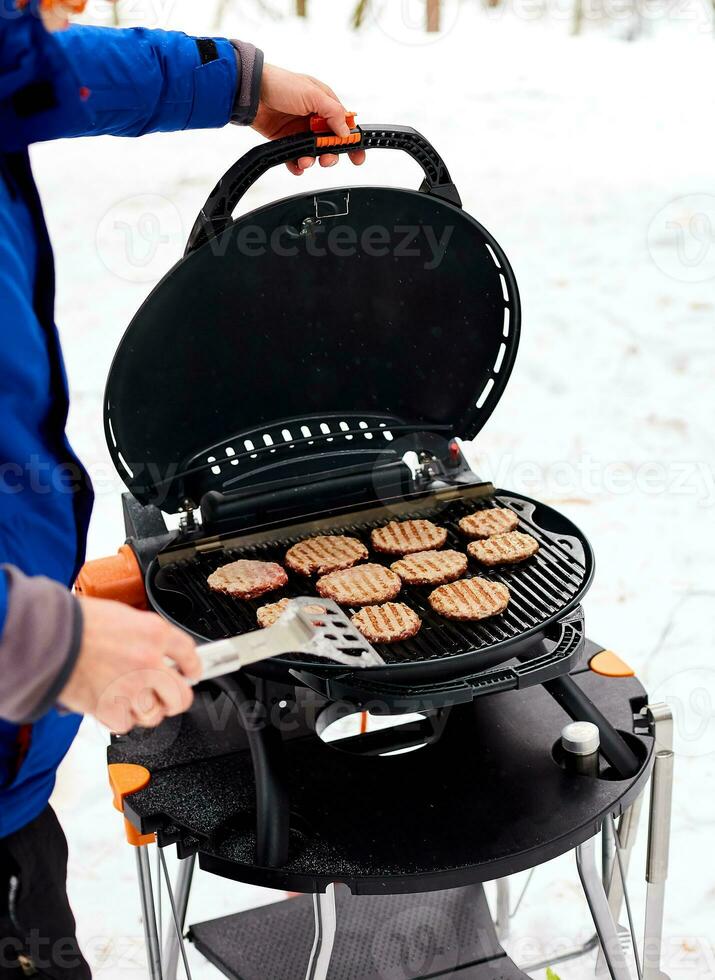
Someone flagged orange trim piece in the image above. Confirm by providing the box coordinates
[589,650,635,678]
[74,544,147,609]
[108,763,155,847]
[316,132,362,149]
[16,0,88,10]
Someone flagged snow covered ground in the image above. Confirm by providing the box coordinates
[27,0,715,976]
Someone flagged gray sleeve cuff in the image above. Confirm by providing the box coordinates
[0,566,83,724]
[230,40,264,125]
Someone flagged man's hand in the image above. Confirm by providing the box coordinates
[253,64,366,176]
[59,597,201,733]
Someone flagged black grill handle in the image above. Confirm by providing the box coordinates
[185,123,462,255]
[313,606,586,712]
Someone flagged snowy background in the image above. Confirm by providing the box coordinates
[30,0,715,976]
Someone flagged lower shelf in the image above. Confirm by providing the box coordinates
[188,883,531,980]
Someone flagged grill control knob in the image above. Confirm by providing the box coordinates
[561,721,600,777]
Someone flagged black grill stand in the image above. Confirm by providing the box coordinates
[112,648,673,980]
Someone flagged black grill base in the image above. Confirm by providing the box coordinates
[189,884,529,980]
[109,646,653,893]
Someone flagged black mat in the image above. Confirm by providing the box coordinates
[189,884,530,980]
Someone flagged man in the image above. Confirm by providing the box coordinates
[0,2,364,975]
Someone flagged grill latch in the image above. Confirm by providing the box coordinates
[314,190,350,220]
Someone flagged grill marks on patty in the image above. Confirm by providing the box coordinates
[257,598,326,629]
[285,535,368,576]
[468,531,539,567]
[429,577,510,621]
[208,502,529,638]
[351,602,421,644]
[316,563,402,606]
[458,507,519,539]
[371,519,448,555]
[207,560,288,600]
[391,549,468,586]
[257,598,291,628]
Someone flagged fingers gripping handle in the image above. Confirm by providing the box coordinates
[310,111,362,148]
[185,121,462,254]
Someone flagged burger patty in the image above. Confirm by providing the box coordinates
[467,531,539,567]
[458,507,519,539]
[351,602,421,644]
[390,549,468,586]
[207,560,288,600]
[429,577,510,621]
[316,563,402,606]
[285,534,368,576]
[371,519,448,555]
[257,597,326,629]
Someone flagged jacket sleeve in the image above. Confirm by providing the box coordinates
[0,567,82,724]
[0,25,262,148]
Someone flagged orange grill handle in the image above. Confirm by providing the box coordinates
[75,544,147,609]
[309,112,360,148]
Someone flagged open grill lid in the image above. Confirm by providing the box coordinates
[104,124,521,513]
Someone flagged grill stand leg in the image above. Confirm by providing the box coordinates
[495,879,511,941]
[642,704,674,980]
[576,836,633,980]
[305,884,338,980]
[595,792,645,977]
[162,853,196,980]
[602,816,616,887]
[136,846,164,980]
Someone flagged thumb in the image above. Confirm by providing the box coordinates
[312,88,350,138]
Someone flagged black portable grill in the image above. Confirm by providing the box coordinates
[93,123,669,980]
[93,118,642,785]
[99,123,601,704]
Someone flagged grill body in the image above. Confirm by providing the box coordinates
[147,487,593,691]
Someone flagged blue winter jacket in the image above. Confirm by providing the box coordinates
[0,9,239,837]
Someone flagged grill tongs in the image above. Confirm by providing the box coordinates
[191,597,385,683]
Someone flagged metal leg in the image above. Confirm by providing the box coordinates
[495,879,511,941]
[136,846,164,980]
[305,884,338,980]
[602,816,616,886]
[576,836,633,980]
[596,792,645,977]
[642,704,674,980]
[161,853,196,980]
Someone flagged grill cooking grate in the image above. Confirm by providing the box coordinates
[152,495,588,666]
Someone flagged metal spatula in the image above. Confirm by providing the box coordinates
[192,597,385,683]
